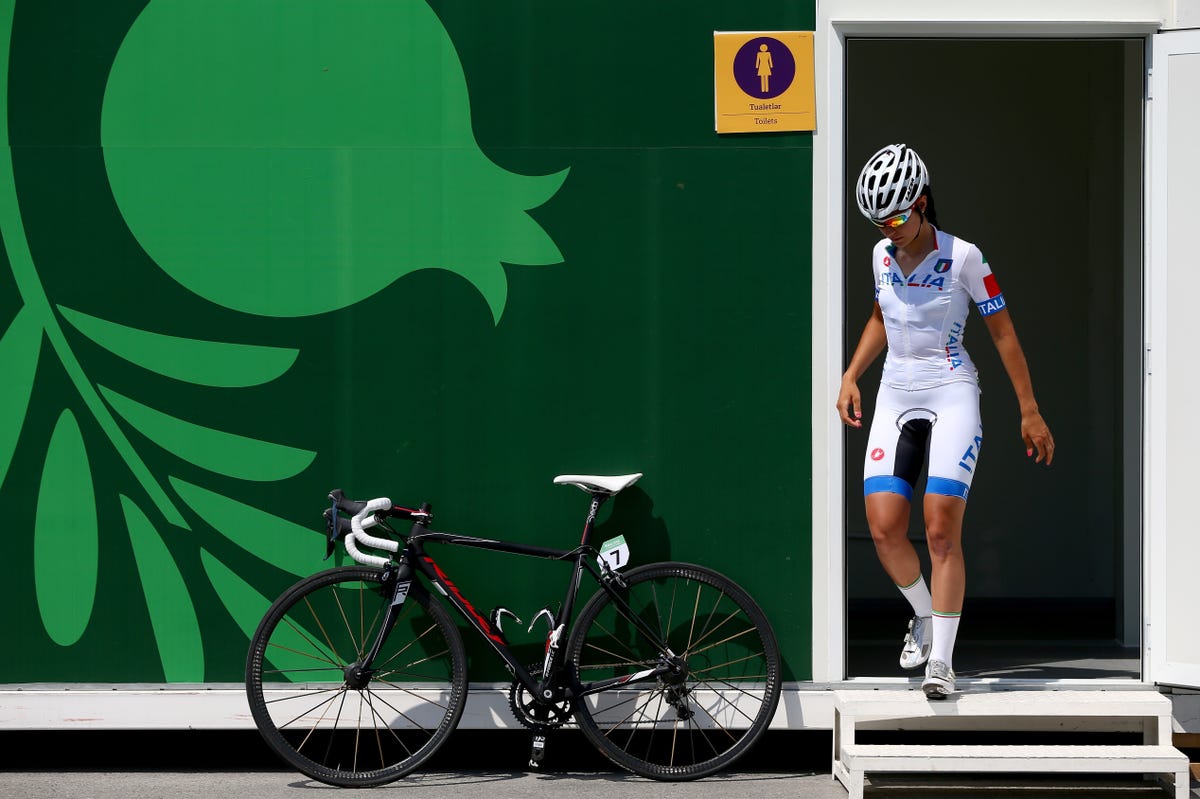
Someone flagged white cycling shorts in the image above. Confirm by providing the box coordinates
[863,381,983,501]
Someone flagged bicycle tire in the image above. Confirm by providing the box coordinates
[566,562,781,780]
[245,566,467,787]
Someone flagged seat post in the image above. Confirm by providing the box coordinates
[578,492,610,547]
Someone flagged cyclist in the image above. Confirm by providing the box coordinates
[836,143,1054,699]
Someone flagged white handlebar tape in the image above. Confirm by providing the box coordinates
[343,535,389,568]
[345,497,398,567]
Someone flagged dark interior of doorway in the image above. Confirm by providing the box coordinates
[843,38,1143,681]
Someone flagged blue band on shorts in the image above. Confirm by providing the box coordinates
[864,475,913,500]
[927,476,970,500]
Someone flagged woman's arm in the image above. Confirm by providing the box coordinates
[983,308,1055,465]
[837,303,888,428]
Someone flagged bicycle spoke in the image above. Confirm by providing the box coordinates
[274,686,345,731]
[695,588,730,647]
[369,695,386,770]
[683,685,742,741]
[365,682,452,727]
[358,584,366,662]
[689,650,767,676]
[683,607,752,657]
[682,704,729,757]
[361,689,415,758]
[304,596,351,670]
[332,585,362,661]
[312,689,349,766]
[569,564,780,779]
[685,582,701,653]
[585,689,642,718]
[276,617,343,669]
[260,657,340,671]
[654,577,679,646]
[600,688,666,738]
[689,677,768,726]
[353,689,364,774]
[685,626,761,664]
[580,640,656,672]
[264,638,340,672]
[264,684,343,707]
[583,617,657,665]
[247,567,467,786]
[640,692,667,762]
[372,621,450,673]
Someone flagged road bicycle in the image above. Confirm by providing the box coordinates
[245,472,782,787]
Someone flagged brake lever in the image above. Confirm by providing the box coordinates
[324,492,356,560]
[324,504,339,560]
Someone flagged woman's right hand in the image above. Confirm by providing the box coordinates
[837,376,863,428]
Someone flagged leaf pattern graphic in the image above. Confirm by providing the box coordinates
[121,495,204,681]
[173,477,328,578]
[0,305,41,491]
[34,409,98,646]
[201,549,341,681]
[59,305,298,388]
[199,549,274,640]
[101,0,568,323]
[100,386,316,482]
[2,0,571,682]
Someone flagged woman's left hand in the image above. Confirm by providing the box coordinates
[1022,411,1054,465]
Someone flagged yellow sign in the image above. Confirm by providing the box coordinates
[714,31,815,134]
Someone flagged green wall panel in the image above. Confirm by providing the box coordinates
[1,0,814,687]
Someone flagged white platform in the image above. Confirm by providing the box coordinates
[832,689,1190,799]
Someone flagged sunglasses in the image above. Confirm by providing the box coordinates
[873,205,919,230]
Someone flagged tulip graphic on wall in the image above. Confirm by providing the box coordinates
[101,0,567,322]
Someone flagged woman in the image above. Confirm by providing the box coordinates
[837,143,1054,699]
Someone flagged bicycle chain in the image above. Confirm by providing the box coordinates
[507,663,573,731]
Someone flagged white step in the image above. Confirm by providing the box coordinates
[838,744,1189,799]
[835,689,1173,741]
[831,690,1189,799]
[834,688,1174,720]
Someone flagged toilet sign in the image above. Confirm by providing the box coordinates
[714,31,815,134]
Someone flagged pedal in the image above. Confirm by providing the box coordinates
[528,733,547,768]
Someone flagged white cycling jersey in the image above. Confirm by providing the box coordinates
[872,229,1006,390]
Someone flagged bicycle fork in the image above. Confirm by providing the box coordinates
[344,560,414,689]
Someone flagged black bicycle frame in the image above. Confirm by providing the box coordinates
[360,494,677,702]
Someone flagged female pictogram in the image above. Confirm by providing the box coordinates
[756,44,773,93]
[732,37,795,100]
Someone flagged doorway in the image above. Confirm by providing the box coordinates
[842,39,1144,681]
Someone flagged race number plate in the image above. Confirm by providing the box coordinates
[598,535,630,571]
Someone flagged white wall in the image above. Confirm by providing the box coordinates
[818,0,1170,29]
[1172,0,1200,27]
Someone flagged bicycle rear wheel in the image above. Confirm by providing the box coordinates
[245,566,467,787]
[566,562,781,780]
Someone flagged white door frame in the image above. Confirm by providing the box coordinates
[809,1,1164,684]
[1145,28,1200,690]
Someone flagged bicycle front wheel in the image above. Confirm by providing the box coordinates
[566,562,781,780]
[245,566,467,787]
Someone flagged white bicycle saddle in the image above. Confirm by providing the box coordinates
[553,473,643,495]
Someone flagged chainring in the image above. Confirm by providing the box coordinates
[508,663,573,731]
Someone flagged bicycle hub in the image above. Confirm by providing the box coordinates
[344,662,375,690]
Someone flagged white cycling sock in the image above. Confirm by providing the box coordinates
[930,611,961,669]
[897,575,933,618]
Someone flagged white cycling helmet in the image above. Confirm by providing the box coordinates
[855,143,929,222]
